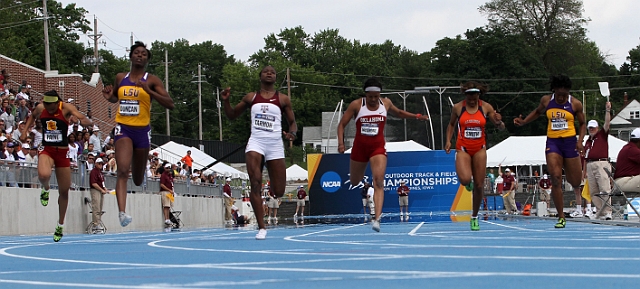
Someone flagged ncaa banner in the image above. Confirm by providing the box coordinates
[308,151,470,215]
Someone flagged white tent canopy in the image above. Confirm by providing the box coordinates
[486,135,628,167]
[286,164,308,181]
[151,141,249,180]
[344,140,431,153]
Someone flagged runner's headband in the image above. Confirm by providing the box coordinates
[464,88,481,93]
[364,86,381,92]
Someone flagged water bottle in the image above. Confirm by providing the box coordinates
[624,207,628,220]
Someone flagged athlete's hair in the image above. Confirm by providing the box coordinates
[129,41,152,60]
[259,65,276,77]
[363,77,382,91]
[550,75,572,90]
[460,81,489,95]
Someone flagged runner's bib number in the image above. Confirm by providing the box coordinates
[44,131,63,143]
[464,127,482,139]
[119,100,140,116]
[360,123,379,136]
[253,114,276,132]
[551,119,569,130]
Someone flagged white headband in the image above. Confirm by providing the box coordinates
[364,86,381,92]
[464,88,481,93]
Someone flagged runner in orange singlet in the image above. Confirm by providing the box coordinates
[445,81,505,231]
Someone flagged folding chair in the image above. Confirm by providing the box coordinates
[84,197,106,234]
[597,168,640,220]
[168,208,183,230]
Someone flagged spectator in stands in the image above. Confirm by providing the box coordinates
[4,142,19,187]
[294,185,307,219]
[179,163,189,180]
[89,158,107,232]
[7,94,17,117]
[106,150,117,174]
[12,121,25,141]
[223,177,233,224]
[181,150,193,173]
[16,99,29,123]
[0,69,7,93]
[67,133,79,168]
[159,163,175,230]
[89,126,102,154]
[86,153,95,170]
[82,131,90,151]
[0,97,15,130]
[31,122,42,148]
[16,85,30,102]
[613,128,640,194]
[26,145,38,167]
[0,119,5,136]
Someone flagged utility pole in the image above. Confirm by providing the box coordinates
[42,0,50,71]
[198,63,203,141]
[216,87,222,141]
[87,15,103,73]
[287,68,293,165]
[164,50,171,135]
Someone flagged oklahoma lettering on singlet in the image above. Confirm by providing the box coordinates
[116,72,152,126]
[41,102,69,147]
[250,92,282,139]
[456,100,486,146]
[354,98,386,145]
[546,94,576,138]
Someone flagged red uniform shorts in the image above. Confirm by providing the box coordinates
[38,146,71,168]
[350,141,387,162]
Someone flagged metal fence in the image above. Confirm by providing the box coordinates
[0,161,244,198]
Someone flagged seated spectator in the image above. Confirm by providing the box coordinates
[614,128,640,193]
[232,205,250,226]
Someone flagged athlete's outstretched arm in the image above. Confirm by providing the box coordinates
[141,75,174,110]
[65,103,93,128]
[280,94,297,141]
[20,105,43,142]
[514,95,548,126]
[220,87,251,120]
[337,100,359,154]
[444,102,460,154]
[386,99,429,121]
[573,99,586,152]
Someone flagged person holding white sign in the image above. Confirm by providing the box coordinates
[101,41,175,228]
[514,75,586,228]
[337,78,429,232]
[20,90,93,241]
[445,81,505,231]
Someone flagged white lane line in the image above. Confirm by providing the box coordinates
[409,222,424,236]
[482,220,544,231]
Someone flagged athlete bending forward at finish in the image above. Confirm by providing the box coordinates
[220,65,297,240]
[102,41,174,227]
[337,77,429,232]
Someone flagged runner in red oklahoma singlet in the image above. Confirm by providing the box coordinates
[351,97,387,162]
[455,100,487,156]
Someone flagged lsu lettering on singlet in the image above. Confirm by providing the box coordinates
[116,72,152,126]
[354,98,387,145]
[250,92,282,139]
[41,102,69,147]
[546,94,576,138]
[456,100,486,152]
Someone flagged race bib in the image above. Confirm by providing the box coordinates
[464,127,482,139]
[44,131,63,143]
[253,114,275,132]
[119,100,140,116]
[551,119,568,131]
[360,123,379,136]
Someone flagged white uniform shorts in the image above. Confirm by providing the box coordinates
[245,137,285,161]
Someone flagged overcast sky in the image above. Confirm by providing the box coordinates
[62,0,639,69]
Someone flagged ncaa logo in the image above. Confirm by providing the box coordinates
[320,171,342,193]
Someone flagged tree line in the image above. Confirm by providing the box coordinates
[1,0,639,151]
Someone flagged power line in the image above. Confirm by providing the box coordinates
[0,0,39,12]
[97,17,130,34]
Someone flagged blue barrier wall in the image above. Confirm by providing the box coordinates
[309,151,458,215]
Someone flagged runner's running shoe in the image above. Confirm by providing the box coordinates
[372,220,380,232]
[119,212,132,227]
[470,217,480,231]
[255,229,267,240]
[40,189,49,206]
[569,210,583,218]
[53,225,63,242]
[554,218,566,228]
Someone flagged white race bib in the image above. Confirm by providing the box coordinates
[551,119,568,131]
[44,131,63,143]
[253,114,275,132]
[119,100,140,116]
[464,127,482,139]
[360,123,379,136]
